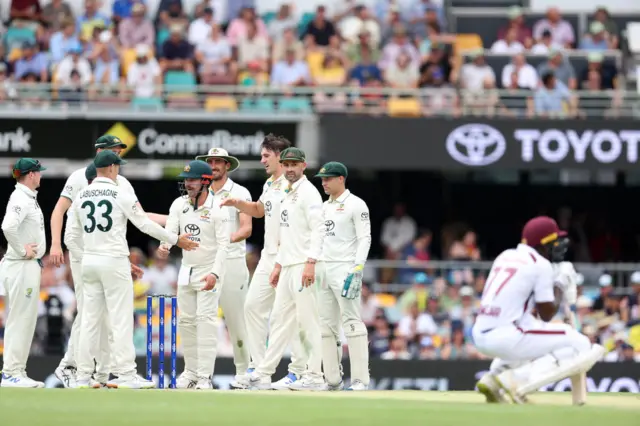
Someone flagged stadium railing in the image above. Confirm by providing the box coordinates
[3,83,638,117]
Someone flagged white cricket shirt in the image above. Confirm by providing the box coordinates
[1,183,46,260]
[320,189,371,266]
[474,244,555,330]
[258,174,287,256]
[68,177,178,259]
[165,192,230,279]
[210,178,251,259]
[275,176,324,267]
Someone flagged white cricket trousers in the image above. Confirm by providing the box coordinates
[177,265,223,381]
[219,257,250,375]
[77,255,137,380]
[58,259,111,378]
[0,258,41,376]
[318,262,369,386]
[244,252,307,376]
[472,314,591,362]
[256,263,323,379]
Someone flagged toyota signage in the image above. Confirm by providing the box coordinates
[320,115,640,170]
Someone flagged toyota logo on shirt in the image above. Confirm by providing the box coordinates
[185,224,201,236]
[325,220,335,232]
[446,124,506,166]
[281,210,288,222]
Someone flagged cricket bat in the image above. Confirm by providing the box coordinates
[565,304,587,406]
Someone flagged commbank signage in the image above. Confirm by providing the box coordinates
[0,118,298,161]
[320,115,640,170]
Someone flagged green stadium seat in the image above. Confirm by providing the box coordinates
[156,28,170,51]
[297,13,315,36]
[164,71,196,93]
[241,97,276,112]
[261,11,277,25]
[131,97,164,110]
[278,97,312,113]
[4,27,36,50]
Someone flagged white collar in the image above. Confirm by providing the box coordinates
[93,177,117,185]
[15,182,37,198]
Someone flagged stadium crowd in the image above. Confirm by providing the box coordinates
[1,204,639,362]
[0,1,628,115]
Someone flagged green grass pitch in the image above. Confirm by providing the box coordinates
[0,389,638,426]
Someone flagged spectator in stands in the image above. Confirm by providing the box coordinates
[533,7,575,49]
[628,272,640,310]
[188,6,214,46]
[579,52,617,90]
[592,273,614,311]
[384,50,419,89]
[17,72,47,105]
[272,27,304,66]
[349,46,382,86]
[398,272,430,313]
[325,35,348,65]
[449,286,476,330]
[593,6,619,49]
[409,0,446,38]
[440,323,477,360]
[58,69,86,102]
[370,316,392,358]
[270,47,310,87]
[313,54,347,108]
[302,5,336,47]
[340,5,381,48]
[530,29,562,55]
[195,23,235,84]
[226,6,267,46]
[92,31,121,89]
[14,41,48,82]
[449,230,481,261]
[379,25,419,72]
[49,19,79,64]
[268,3,296,42]
[191,0,220,22]
[332,0,356,26]
[419,43,451,82]
[112,0,137,25]
[345,30,378,65]
[397,301,437,347]
[398,230,432,284]
[537,50,577,90]
[0,64,17,100]
[127,44,161,98]
[381,202,417,262]
[579,22,611,52]
[76,0,111,41]
[491,27,525,54]
[56,44,92,87]
[146,251,178,296]
[458,50,497,114]
[360,284,379,327]
[160,24,195,74]
[380,7,405,46]
[156,0,189,32]
[534,71,575,117]
[42,0,74,34]
[501,53,538,90]
[238,21,269,73]
[118,3,154,49]
[381,337,411,360]
[9,0,42,32]
[497,6,532,48]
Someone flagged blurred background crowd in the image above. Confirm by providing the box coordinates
[1,203,639,362]
[0,0,637,115]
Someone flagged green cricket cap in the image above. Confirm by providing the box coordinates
[94,150,127,168]
[178,160,213,179]
[85,163,97,181]
[95,134,127,149]
[12,158,46,178]
[280,147,306,163]
[315,161,348,178]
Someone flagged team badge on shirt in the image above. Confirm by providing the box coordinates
[200,209,211,222]
[337,203,345,212]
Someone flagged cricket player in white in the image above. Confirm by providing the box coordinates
[51,135,165,387]
[247,147,326,391]
[314,162,371,391]
[157,160,230,390]
[195,148,252,387]
[0,158,47,388]
[67,151,198,389]
[220,135,308,390]
[472,216,605,403]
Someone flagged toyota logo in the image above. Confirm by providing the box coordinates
[265,201,272,213]
[325,220,335,232]
[185,224,201,236]
[281,209,288,222]
[446,124,506,166]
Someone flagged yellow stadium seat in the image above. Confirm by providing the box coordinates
[454,34,483,55]
[374,293,397,307]
[387,97,421,117]
[205,96,238,112]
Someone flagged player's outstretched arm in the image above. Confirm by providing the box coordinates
[146,212,169,226]
[50,196,72,265]
[220,197,265,218]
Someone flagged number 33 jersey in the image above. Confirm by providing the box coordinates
[474,243,555,330]
[68,177,178,259]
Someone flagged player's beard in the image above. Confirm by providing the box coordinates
[285,170,302,183]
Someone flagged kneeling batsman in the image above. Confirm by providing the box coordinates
[473,216,604,404]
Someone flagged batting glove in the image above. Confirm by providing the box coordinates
[341,264,364,300]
